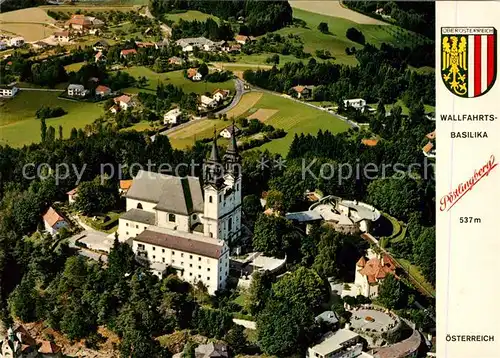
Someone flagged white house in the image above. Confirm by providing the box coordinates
[187,68,202,81]
[234,35,254,45]
[42,207,69,235]
[219,124,240,139]
[200,95,218,109]
[114,95,134,110]
[117,134,242,294]
[67,84,87,97]
[66,187,78,204]
[176,37,216,52]
[0,41,7,50]
[94,51,106,62]
[9,37,25,47]
[52,30,70,43]
[95,85,111,97]
[307,329,369,358]
[0,86,19,98]
[212,89,230,102]
[344,98,367,110]
[164,108,183,125]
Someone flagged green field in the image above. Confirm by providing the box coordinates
[167,119,230,149]
[64,62,86,72]
[121,66,235,94]
[228,92,350,155]
[164,10,219,23]
[272,8,429,66]
[0,91,104,147]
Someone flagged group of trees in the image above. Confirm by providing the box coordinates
[171,18,234,41]
[346,27,366,44]
[150,0,293,35]
[36,106,66,119]
[242,33,310,59]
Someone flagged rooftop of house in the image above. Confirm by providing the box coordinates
[165,107,182,116]
[309,329,360,355]
[125,170,204,216]
[292,85,314,93]
[42,207,66,228]
[68,83,84,90]
[187,68,199,78]
[120,179,133,190]
[121,48,137,55]
[96,85,110,92]
[315,311,339,325]
[66,187,78,195]
[195,342,229,358]
[37,340,62,354]
[114,94,132,104]
[176,37,214,47]
[213,88,230,96]
[222,124,240,134]
[94,39,109,47]
[95,51,105,59]
[53,30,69,37]
[423,142,434,153]
[134,227,225,259]
[357,254,396,284]
[362,138,379,146]
[285,210,323,222]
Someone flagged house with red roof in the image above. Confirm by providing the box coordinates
[96,85,111,97]
[113,94,134,110]
[42,207,69,235]
[120,48,137,58]
[291,85,314,99]
[66,187,78,204]
[352,249,397,298]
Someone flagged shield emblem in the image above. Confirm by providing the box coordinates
[441,27,497,98]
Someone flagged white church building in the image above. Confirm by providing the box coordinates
[117,131,242,294]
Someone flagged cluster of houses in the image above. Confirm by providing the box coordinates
[175,34,255,54]
[0,85,19,98]
[64,14,105,35]
[1,324,63,358]
[0,36,25,50]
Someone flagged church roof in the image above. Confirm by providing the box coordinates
[126,170,204,215]
[120,209,155,225]
[358,255,396,284]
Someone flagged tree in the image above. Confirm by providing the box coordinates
[224,324,247,354]
[198,63,209,77]
[70,127,78,139]
[265,189,284,213]
[242,194,262,224]
[313,229,343,279]
[73,176,119,216]
[59,125,63,140]
[40,117,47,143]
[246,270,274,315]
[252,214,294,257]
[377,274,405,309]
[47,126,56,142]
[317,22,329,33]
[108,237,136,281]
[272,266,327,312]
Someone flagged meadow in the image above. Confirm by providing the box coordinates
[0,91,104,147]
[167,119,230,149]
[120,67,235,94]
[164,10,219,24]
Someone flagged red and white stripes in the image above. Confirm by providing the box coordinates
[467,33,496,97]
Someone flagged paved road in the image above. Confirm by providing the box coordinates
[215,78,247,115]
[18,87,63,92]
[233,318,256,330]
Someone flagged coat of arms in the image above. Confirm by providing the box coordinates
[441,27,497,98]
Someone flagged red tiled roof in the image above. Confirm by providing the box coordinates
[423,142,434,153]
[54,30,69,37]
[187,68,198,78]
[120,48,137,56]
[362,138,379,146]
[120,179,133,190]
[96,85,110,93]
[95,51,104,59]
[38,341,62,354]
[43,207,65,228]
[358,256,396,284]
[66,187,78,195]
[292,85,306,93]
[114,95,132,104]
[356,256,366,267]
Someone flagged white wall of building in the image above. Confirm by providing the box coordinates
[126,198,156,212]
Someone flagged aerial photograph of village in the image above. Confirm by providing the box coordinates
[0,0,436,357]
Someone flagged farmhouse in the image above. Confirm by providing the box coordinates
[135,41,156,49]
[67,84,87,97]
[187,68,202,81]
[120,48,137,58]
[114,94,134,110]
[43,207,69,235]
[117,134,242,294]
[93,40,109,51]
[95,51,106,62]
[199,95,218,109]
[168,56,183,65]
[65,14,104,32]
[176,37,216,52]
[292,85,314,99]
[96,85,111,97]
[234,34,254,44]
[109,104,121,114]
[344,98,367,110]
[212,89,230,102]
[52,30,70,43]
[163,108,183,125]
[8,37,25,47]
[0,85,19,98]
[67,187,78,204]
[220,124,240,139]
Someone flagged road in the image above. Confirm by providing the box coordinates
[67,215,110,263]
[215,78,247,115]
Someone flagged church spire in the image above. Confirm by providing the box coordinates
[209,126,221,163]
[204,126,224,188]
[223,119,241,177]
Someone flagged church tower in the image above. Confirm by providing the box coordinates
[202,124,242,244]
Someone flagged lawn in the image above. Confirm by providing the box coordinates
[396,258,435,298]
[0,91,104,147]
[164,10,219,23]
[227,92,350,155]
[121,66,235,94]
[0,23,57,42]
[271,8,429,66]
[64,62,86,72]
[167,119,230,149]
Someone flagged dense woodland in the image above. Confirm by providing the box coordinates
[150,0,293,35]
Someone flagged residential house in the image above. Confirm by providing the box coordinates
[176,37,216,52]
[9,37,25,47]
[168,56,183,65]
[353,249,397,298]
[292,85,314,99]
[96,85,111,97]
[119,180,133,196]
[344,98,367,110]
[65,14,104,32]
[220,124,240,139]
[52,30,70,43]
[422,142,435,158]
[43,207,69,235]
[120,48,137,59]
[0,85,19,98]
[307,329,368,358]
[228,44,242,53]
[200,95,218,109]
[195,343,229,358]
[67,187,78,204]
[361,138,379,147]
[118,134,242,294]
[212,89,230,102]
[315,311,339,330]
[67,84,87,97]
[0,41,6,50]
[109,104,121,114]
[135,41,156,49]
[163,108,183,125]
[38,340,63,357]
[114,94,134,110]
[93,39,110,52]
[95,51,106,62]
[187,68,202,81]
[234,34,254,45]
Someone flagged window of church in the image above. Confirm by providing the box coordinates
[168,213,176,222]
[137,203,143,209]
[198,275,201,279]
[209,196,213,203]
[162,258,165,263]
[207,277,210,281]
[198,257,201,261]
[192,214,197,220]
[190,255,193,259]
[198,266,201,270]
[152,247,155,251]
[126,223,129,227]
[207,268,211,271]
[228,218,232,231]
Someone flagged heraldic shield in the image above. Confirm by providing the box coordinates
[441,27,497,98]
